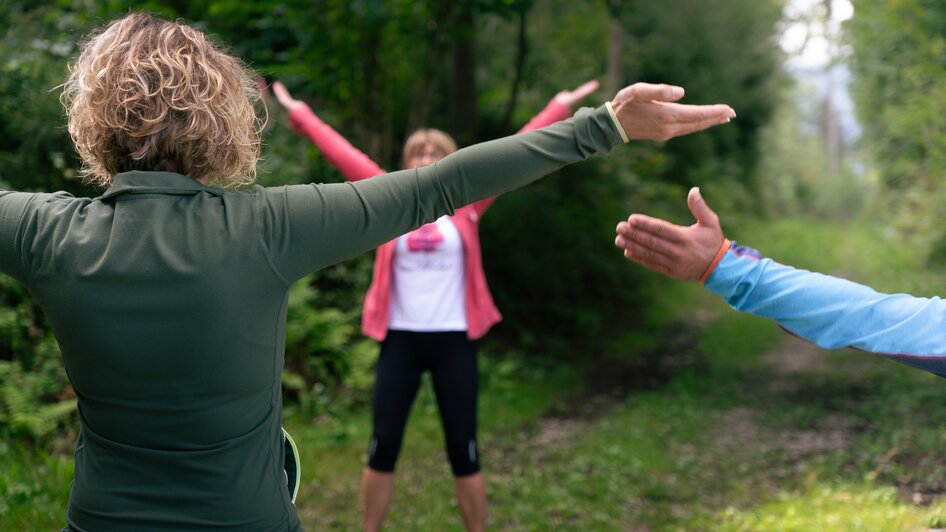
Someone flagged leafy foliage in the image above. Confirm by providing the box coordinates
[755,79,869,220]
[480,0,783,355]
[282,274,378,416]
[0,362,75,440]
[845,1,946,258]
[0,277,75,442]
[0,0,783,441]
[0,3,94,196]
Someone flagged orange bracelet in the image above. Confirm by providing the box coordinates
[699,239,731,284]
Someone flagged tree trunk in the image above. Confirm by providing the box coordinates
[450,5,477,145]
[501,10,529,133]
[822,67,841,172]
[605,17,625,96]
[356,26,384,163]
[406,4,454,136]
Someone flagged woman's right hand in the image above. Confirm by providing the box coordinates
[272,81,306,113]
[554,80,600,107]
[615,187,725,281]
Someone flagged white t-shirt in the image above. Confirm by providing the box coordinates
[388,216,467,331]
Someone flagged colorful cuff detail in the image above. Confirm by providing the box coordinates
[605,101,630,143]
[699,238,731,284]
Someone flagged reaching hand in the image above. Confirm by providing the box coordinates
[615,187,726,281]
[272,81,305,113]
[554,80,600,107]
[256,77,270,101]
[611,83,735,141]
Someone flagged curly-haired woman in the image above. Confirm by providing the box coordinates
[0,12,734,530]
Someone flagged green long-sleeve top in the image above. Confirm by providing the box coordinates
[0,104,624,530]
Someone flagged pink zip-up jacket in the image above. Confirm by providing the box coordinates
[288,99,572,340]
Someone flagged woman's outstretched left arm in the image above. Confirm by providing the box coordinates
[266,83,735,283]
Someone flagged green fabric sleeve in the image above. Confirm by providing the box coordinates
[260,104,624,283]
[0,191,37,282]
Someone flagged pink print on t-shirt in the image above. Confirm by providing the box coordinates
[407,223,444,252]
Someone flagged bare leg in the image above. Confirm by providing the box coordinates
[455,472,487,532]
[362,468,395,532]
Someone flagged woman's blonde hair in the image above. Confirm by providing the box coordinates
[61,13,263,188]
[402,128,458,168]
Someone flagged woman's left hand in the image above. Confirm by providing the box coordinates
[554,80,600,107]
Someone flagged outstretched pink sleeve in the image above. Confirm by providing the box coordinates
[470,98,574,216]
[288,98,572,208]
[287,104,385,182]
[517,98,572,135]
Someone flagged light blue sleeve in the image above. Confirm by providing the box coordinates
[704,242,946,377]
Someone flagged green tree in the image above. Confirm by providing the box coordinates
[0,0,785,438]
[479,0,783,357]
[846,1,946,257]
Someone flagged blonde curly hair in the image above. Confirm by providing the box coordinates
[61,13,263,188]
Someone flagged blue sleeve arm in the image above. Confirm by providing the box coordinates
[704,242,946,377]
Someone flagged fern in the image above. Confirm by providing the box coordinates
[0,274,76,442]
[0,362,75,439]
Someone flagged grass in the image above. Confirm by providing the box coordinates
[282,217,946,530]
[718,484,946,531]
[284,354,584,530]
[5,217,946,530]
[0,443,73,528]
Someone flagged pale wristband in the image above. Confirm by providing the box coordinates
[605,101,630,143]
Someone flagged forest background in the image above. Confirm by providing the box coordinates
[3,0,946,529]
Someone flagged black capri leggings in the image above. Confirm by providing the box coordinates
[367,330,479,477]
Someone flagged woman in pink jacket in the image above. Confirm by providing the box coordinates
[273,80,598,531]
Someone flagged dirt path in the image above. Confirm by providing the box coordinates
[498,327,943,523]
[528,330,857,451]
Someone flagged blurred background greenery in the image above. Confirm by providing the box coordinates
[3,0,946,529]
[0,0,786,428]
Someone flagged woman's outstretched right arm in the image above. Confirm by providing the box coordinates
[273,81,385,181]
[615,187,946,378]
[705,243,946,378]
[0,191,37,283]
